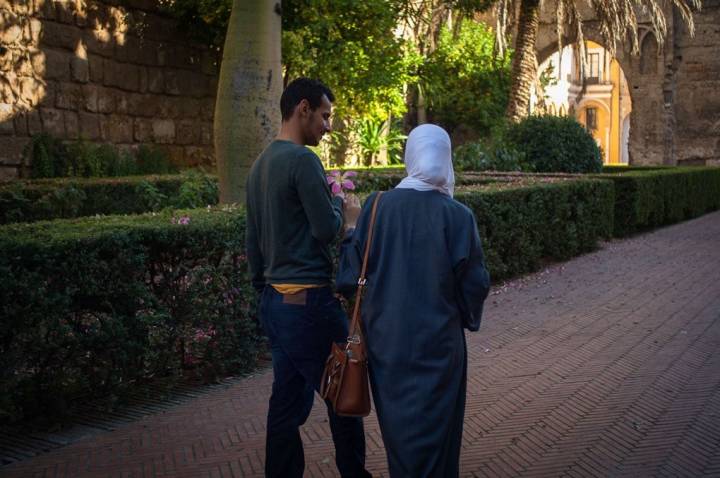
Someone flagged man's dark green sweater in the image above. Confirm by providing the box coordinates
[245,140,344,292]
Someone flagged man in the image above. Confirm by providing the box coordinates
[245,78,369,478]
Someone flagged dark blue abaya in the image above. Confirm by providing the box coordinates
[337,188,490,477]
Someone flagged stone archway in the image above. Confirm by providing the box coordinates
[536,40,633,165]
[534,22,667,166]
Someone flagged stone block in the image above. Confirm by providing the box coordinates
[102,114,133,143]
[184,146,213,167]
[19,77,45,107]
[0,21,22,45]
[71,58,90,84]
[55,82,82,110]
[175,120,200,145]
[201,122,212,145]
[97,87,116,113]
[159,144,184,166]
[29,18,42,43]
[36,0,57,20]
[103,59,139,92]
[0,115,14,135]
[164,69,208,97]
[125,93,158,117]
[27,109,42,134]
[88,53,103,82]
[40,107,64,136]
[0,137,30,166]
[64,110,79,139]
[43,48,71,80]
[152,119,175,144]
[0,102,12,123]
[13,111,28,136]
[81,84,98,112]
[133,117,153,142]
[84,28,114,57]
[14,54,33,76]
[41,20,81,50]
[57,1,78,24]
[138,67,147,93]
[147,67,164,93]
[30,49,45,76]
[0,166,20,181]
[78,111,101,140]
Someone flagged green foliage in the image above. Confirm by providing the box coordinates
[506,115,603,173]
[0,207,261,423]
[25,133,70,178]
[595,167,720,237]
[423,19,512,137]
[354,119,408,166]
[283,0,414,119]
[173,170,220,208]
[457,179,614,279]
[0,174,219,224]
[453,141,528,172]
[136,145,179,175]
[23,134,178,179]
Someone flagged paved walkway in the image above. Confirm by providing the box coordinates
[4,211,720,477]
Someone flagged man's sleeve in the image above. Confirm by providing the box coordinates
[245,193,265,293]
[294,153,344,243]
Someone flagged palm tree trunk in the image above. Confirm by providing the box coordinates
[505,0,540,123]
[214,0,281,204]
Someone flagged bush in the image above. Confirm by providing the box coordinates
[506,115,603,174]
[0,172,219,224]
[596,167,720,237]
[453,141,528,172]
[0,207,261,424]
[23,134,178,179]
[457,178,614,279]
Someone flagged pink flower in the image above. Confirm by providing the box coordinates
[326,170,357,198]
[171,216,191,225]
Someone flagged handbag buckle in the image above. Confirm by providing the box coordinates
[357,278,367,286]
[347,334,361,344]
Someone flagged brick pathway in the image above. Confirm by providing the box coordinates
[4,211,720,477]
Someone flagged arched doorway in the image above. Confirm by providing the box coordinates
[534,41,633,165]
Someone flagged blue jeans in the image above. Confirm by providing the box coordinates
[259,286,370,478]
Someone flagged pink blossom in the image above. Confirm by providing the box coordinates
[326,170,357,199]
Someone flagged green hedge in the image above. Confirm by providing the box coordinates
[0,208,260,424]
[0,177,613,423]
[457,179,614,279]
[0,170,498,225]
[0,172,218,225]
[596,167,720,237]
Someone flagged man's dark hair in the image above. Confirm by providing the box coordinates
[280,78,335,121]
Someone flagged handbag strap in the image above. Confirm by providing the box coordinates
[348,191,383,343]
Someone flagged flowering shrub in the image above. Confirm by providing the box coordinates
[0,208,262,423]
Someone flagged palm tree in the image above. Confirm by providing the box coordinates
[495,0,701,122]
[214,0,282,204]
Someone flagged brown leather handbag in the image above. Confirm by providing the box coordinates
[320,192,383,417]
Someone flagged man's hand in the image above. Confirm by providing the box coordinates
[343,193,361,231]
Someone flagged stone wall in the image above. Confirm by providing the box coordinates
[534,1,720,166]
[0,0,218,180]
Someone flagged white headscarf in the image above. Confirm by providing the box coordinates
[395,124,455,197]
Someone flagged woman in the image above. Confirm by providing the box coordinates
[337,124,491,477]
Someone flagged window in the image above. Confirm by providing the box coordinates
[587,52,600,82]
[585,107,598,131]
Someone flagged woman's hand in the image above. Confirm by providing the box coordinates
[343,193,361,231]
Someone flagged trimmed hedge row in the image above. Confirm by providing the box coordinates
[0,178,612,423]
[458,179,614,279]
[0,173,218,225]
[0,170,496,225]
[0,208,260,423]
[596,167,720,237]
